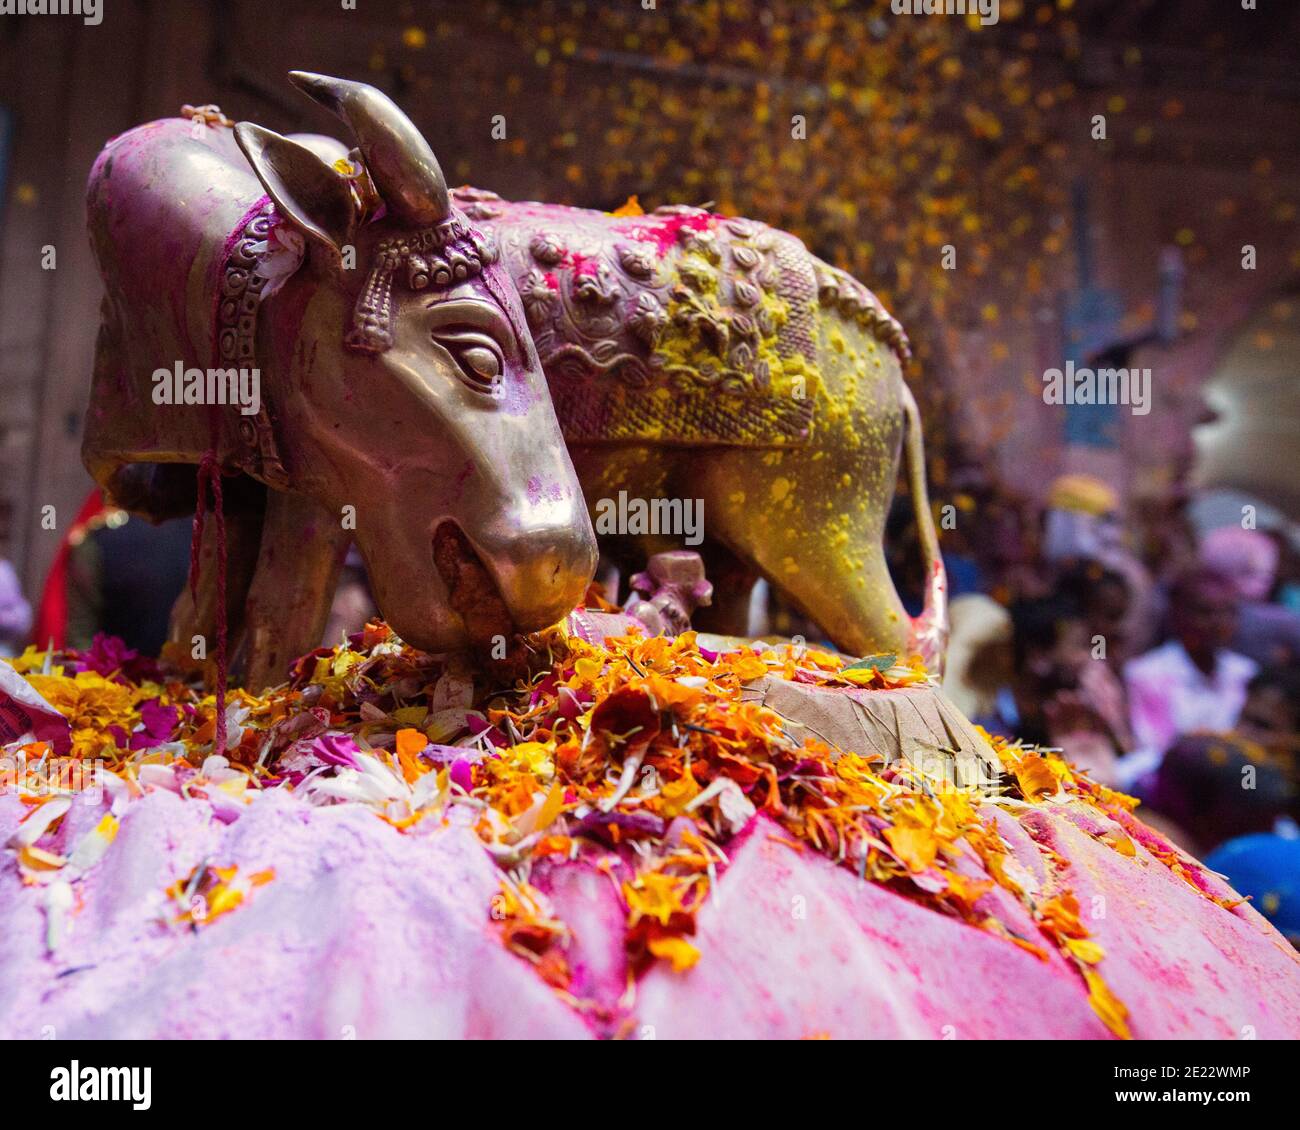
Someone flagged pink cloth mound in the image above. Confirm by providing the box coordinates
[2,783,1298,1039]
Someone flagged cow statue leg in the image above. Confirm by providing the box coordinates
[239,490,350,691]
[694,449,911,659]
[167,505,263,670]
[688,328,946,670]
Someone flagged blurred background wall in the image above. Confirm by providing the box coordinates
[0,0,1297,602]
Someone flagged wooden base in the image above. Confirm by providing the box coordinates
[742,676,1001,792]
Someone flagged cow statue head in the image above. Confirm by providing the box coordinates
[229,72,597,652]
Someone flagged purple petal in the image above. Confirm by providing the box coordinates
[139,699,179,739]
[449,758,475,792]
[572,808,666,844]
[309,732,362,769]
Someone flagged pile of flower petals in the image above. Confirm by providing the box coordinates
[0,625,1284,1038]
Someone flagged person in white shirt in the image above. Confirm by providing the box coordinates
[1121,568,1257,786]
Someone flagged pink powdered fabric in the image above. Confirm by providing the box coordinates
[2,777,1298,1039]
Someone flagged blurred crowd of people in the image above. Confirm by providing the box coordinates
[930,471,1300,943]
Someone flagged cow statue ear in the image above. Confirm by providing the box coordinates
[234,121,357,255]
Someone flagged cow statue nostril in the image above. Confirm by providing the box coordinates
[432,522,514,648]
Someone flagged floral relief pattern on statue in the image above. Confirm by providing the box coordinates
[451,187,914,447]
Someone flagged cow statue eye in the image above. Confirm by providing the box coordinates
[432,328,505,397]
[461,346,499,382]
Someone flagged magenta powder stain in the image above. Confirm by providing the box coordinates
[2,781,1298,1038]
[613,210,717,257]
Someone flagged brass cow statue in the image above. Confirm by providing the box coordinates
[83,72,945,689]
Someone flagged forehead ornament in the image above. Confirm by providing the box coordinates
[347,212,500,354]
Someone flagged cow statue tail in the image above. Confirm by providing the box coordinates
[899,381,948,676]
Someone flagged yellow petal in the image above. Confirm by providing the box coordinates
[574,656,604,682]
[395,728,427,759]
[1014,755,1058,800]
[19,844,66,871]
[535,781,567,831]
[883,824,939,872]
[1065,936,1106,964]
[647,934,701,972]
[205,885,244,920]
[1101,829,1136,857]
[610,195,644,217]
[1084,968,1132,1040]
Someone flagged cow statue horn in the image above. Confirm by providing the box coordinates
[288,69,449,226]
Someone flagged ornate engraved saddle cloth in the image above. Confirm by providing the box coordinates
[454,187,840,447]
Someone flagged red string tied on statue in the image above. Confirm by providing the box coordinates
[189,450,228,756]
